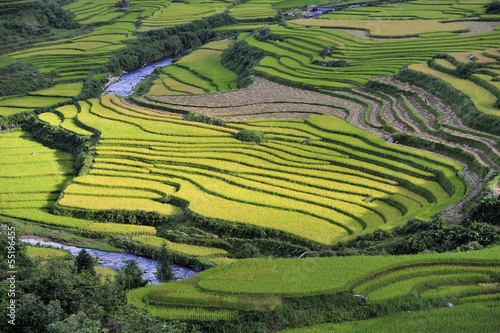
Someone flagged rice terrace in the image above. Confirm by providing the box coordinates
[0,0,499,331]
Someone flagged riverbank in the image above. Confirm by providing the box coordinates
[22,237,197,284]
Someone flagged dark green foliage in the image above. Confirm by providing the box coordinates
[312,60,348,67]
[0,111,35,127]
[155,243,175,282]
[384,217,499,254]
[16,295,64,333]
[395,68,500,135]
[172,0,189,3]
[454,61,479,79]
[485,1,500,14]
[115,260,149,290]
[320,45,335,58]
[47,312,103,333]
[36,0,79,29]
[0,62,53,97]
[221,40,266,88]
[75,72,109,101]
[467,195,500,224]
[115,0,131,8]
[116,13,236,71]
[3,23,49,37]
[0,0,79,54]
[183,112,225,126]
[254,27,284,42]
[75,249,96,275]
[363,80,403,96]
[234,129,264,143]
[51,206,172,226]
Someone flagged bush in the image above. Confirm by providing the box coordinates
[485,1,500,14]
[183,112,225,126]
[454,62,479,79]
[234,129,264,143]
[467,196,500,224]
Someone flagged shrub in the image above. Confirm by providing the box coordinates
[467,196,500,224]
[454,62,479,79]
[485,1,500,14]
[234,129,264,143]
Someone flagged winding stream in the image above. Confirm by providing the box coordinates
[103,57,174,97]
[22,238,196,284]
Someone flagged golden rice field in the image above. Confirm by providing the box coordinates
[50,96,468,245]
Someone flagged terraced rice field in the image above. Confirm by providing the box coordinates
[0,130,158,235]
[148,40,238,96]
[240,21,500,90]
[321,0,486,21]
[54,93,468,245]
[137,0,228,31]
[280,303,500,332]
[229,0,277,20]
[129,246,500,319]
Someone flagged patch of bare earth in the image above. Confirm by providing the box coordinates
[144,77,362,120]
[452,21,500,35]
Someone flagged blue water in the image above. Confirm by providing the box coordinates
[314,8,335,14]
[22,238,196,284]
[103,57,174,97]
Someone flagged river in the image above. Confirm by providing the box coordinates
[103,57,174,97]
[22,238,196,284]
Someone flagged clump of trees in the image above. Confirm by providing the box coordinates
[0,231,183,332]
[114,13,236,71]
[221,40,265,88]
[0,62,53,97]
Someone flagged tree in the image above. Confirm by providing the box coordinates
[485,1,500,14]
[115,260,149,291]
[75,249,95,275]
[155,243,175,283]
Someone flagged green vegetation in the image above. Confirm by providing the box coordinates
[1,0,500,331]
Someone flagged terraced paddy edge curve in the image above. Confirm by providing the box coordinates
[52,94,467,245]
[0,130,156,236]
[195,246,500,296]
[236,21,500,92]
[129,246,500,320]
